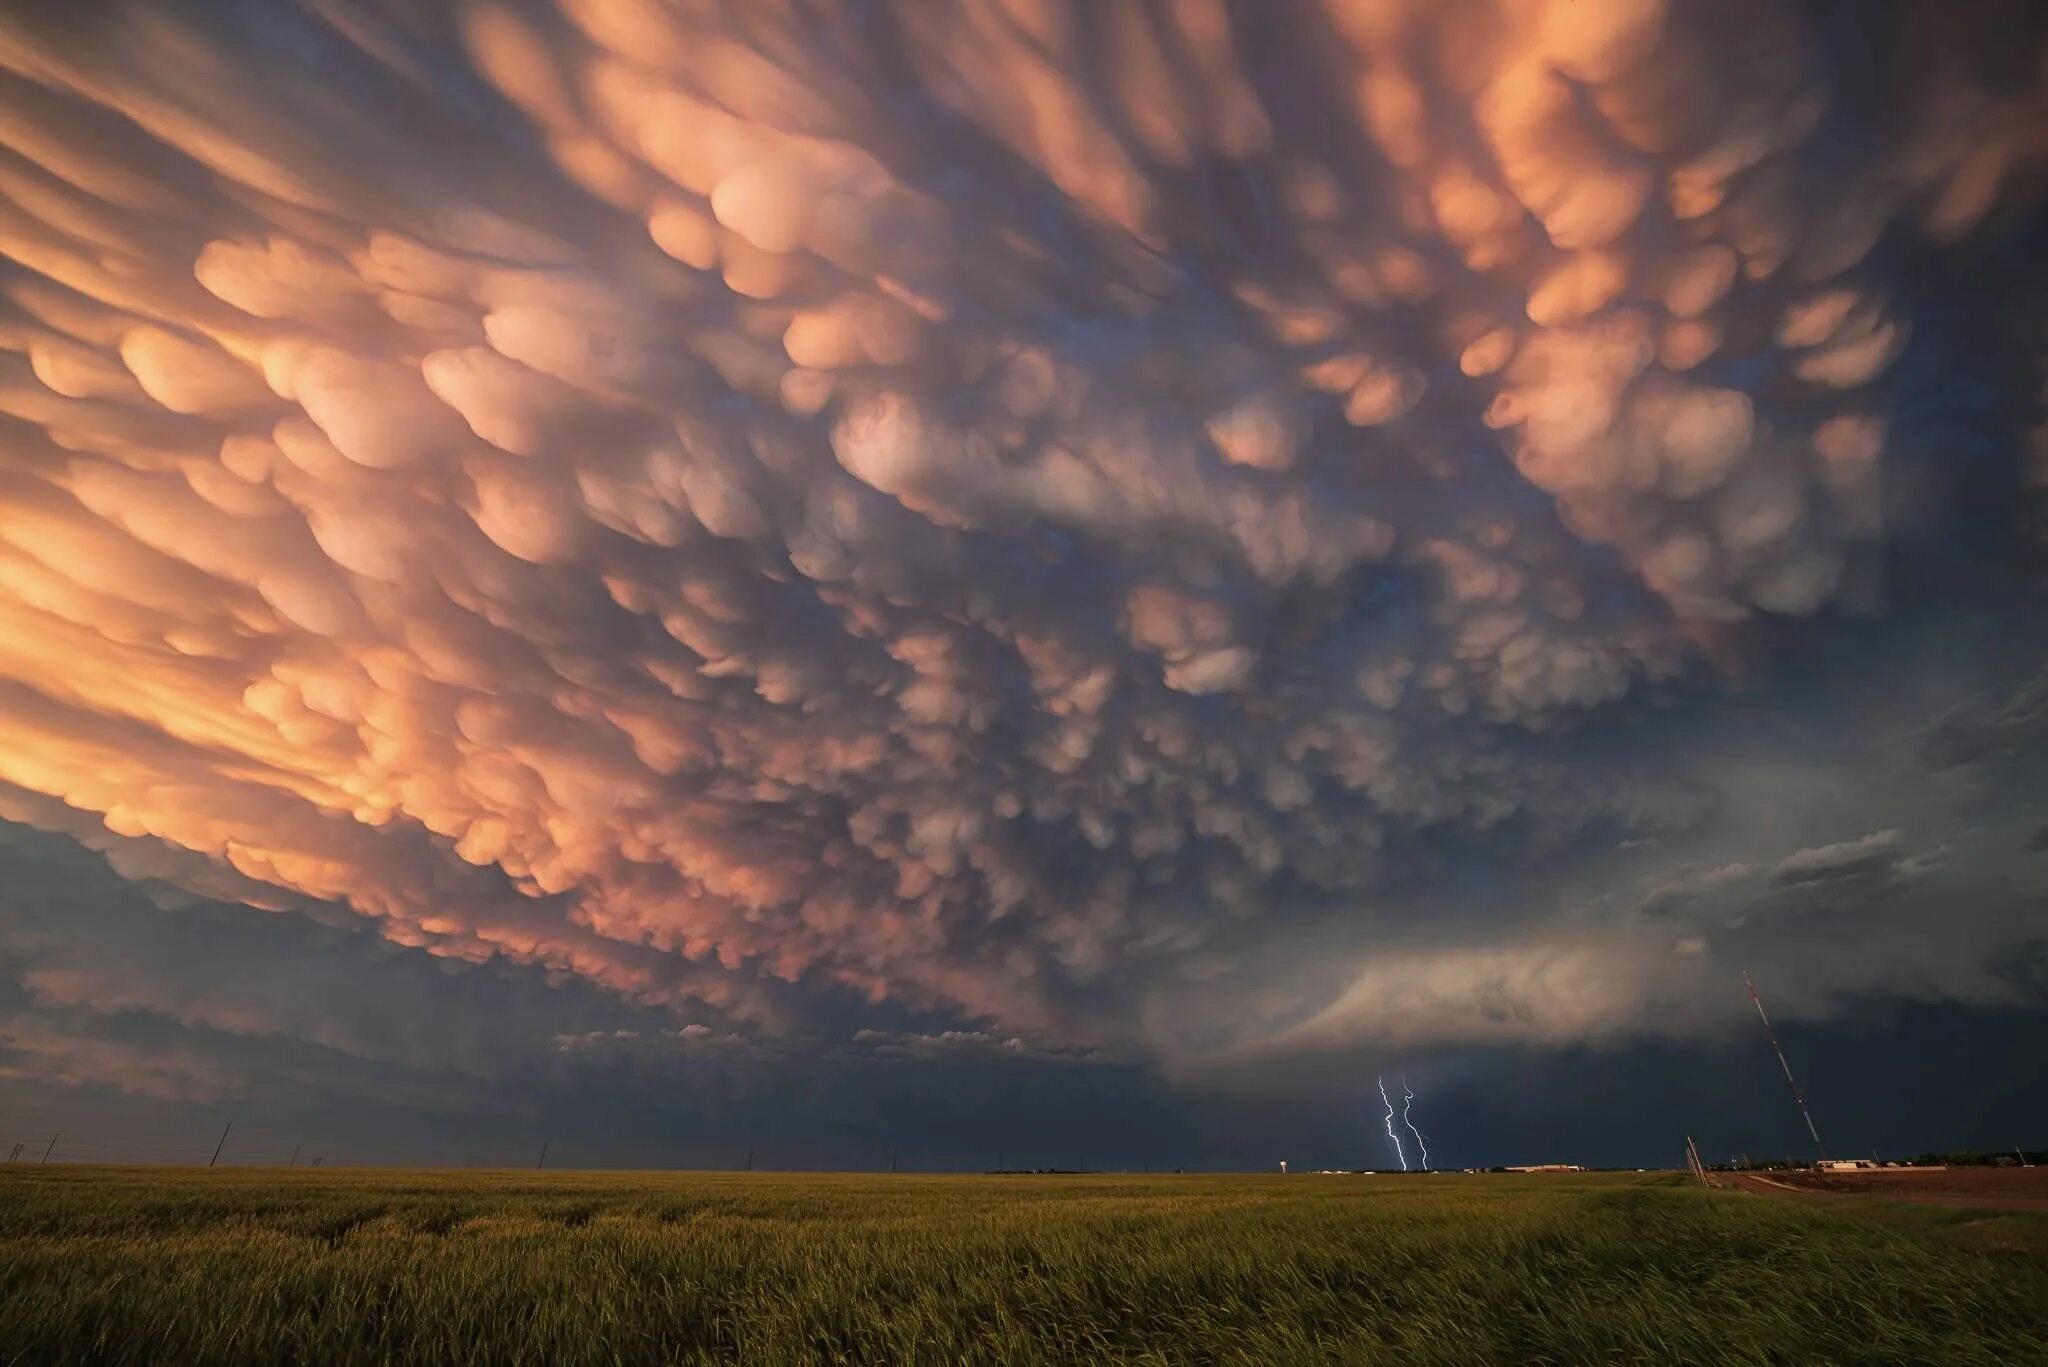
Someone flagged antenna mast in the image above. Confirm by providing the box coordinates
[1744,972,1825,1160]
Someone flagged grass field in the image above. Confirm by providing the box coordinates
[3,1167,2045,1365]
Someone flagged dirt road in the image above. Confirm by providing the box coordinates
[1719,1168,2048,1213]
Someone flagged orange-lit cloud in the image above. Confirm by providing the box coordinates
[0,0,2044,1090]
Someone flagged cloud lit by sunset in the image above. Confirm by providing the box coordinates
[1,0,2044,1167]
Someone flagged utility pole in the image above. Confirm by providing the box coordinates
[744,1146,753,1172]
[41,1132,59,1164]
[890,1148,897,1174]
[209,1124,232,1167]
[1744,972,1826,1160]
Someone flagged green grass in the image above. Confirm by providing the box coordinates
[2,1168,2044,1365]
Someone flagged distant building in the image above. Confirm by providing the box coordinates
[1504,1164,1585,1173]
[1818,1159,1881,1172]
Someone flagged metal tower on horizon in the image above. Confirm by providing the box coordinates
[1744,971,1826,1160]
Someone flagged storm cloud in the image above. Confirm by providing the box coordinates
[0,0,2044,1157]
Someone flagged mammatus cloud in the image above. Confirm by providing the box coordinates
[0,1,2044,1110]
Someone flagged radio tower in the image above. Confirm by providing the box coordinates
[1744,972,1826,1160]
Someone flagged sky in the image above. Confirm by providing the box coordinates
[0,0,2044,1173]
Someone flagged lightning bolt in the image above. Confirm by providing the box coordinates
[1399,1074,1430,1172]
[1377,1074,1410,1172]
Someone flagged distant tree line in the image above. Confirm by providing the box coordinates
[1702,1147,2041,1172]
[1910,1149,2042,1168]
